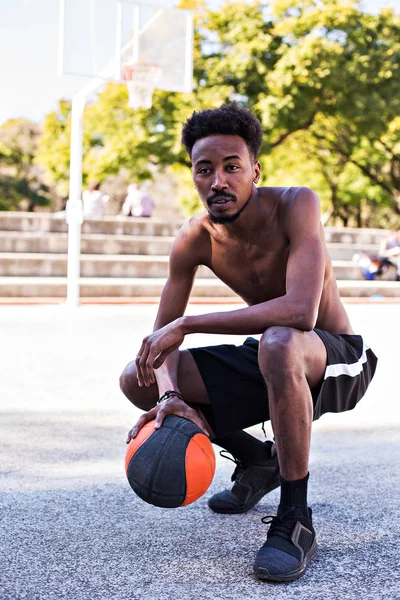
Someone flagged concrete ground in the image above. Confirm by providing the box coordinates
[1,303,399,600]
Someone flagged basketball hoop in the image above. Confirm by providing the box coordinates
[122,61,162,110]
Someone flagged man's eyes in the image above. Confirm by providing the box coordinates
[197,165,239,174]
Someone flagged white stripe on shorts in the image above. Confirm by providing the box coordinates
[324,343,370,380]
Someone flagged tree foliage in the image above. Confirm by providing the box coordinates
[0,119,52,211]
[257,0,400,224]
[35,100,72,199]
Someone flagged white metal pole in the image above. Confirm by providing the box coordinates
[66,94,85,307]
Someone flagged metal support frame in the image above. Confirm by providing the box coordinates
[65,81,104,306]
[65,94,85,307]
[65,2,125,307]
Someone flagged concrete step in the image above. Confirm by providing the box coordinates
[324,227,387,245]
[0,212,390,245]
[0,253,212,279]
[327,243,378,261]
[0,213,182,236]
[336,280,400,297]
[0,277,237,298]
[1,253,395,281]
[0,232,176,255]
[0,231,381,261]
[1,277,399,298]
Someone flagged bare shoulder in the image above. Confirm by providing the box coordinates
[279,186,320,208]
[258,185,320,210]
[278,187,321,233]
[171,211,211,267]
[176,211,210,245]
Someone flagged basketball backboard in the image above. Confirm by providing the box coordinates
[58,0,193,93]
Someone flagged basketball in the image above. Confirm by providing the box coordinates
[125,415,216,508]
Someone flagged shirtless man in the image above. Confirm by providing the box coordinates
[120,104,377,582]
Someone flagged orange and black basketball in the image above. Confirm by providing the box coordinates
[125,415,216,508]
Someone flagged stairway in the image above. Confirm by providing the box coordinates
[0,212,399,300]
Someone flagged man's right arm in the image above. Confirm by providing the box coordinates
[136,217,206,391]
[127,218,211,440]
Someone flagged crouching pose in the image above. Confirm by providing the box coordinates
[120,104,377,582]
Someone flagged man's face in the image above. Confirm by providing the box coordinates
[191,135,260,224]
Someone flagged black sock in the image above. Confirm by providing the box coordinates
[213,430,272,465]
[279,473,309,517]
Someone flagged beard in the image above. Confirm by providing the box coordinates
[208,195,251,225]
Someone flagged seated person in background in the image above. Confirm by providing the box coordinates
[82,181,109,218]
[122,182,155,218]
[377,229,400,280]
[353,229,400,281]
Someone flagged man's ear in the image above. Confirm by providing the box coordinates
[253,161,261,184]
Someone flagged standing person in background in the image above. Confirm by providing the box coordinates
[82,181,109,218]
[122,181,155,218]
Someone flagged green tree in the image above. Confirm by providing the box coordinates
[257,0,400,221]
[0,118,52,211]
[35,100,73,199]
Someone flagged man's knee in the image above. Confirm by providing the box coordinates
[119,361,138,402]
[119,361,155,411]
[258,326,303,371]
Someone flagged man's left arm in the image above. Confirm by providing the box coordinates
[139,188,325,373]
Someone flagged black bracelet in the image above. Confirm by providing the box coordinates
[157,390,184,405]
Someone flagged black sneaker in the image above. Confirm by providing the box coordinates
[207,442,280,514]
[253,505,317,582]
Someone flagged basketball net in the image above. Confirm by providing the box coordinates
[122,62,162,110]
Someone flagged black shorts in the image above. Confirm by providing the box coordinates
[188,330,378,438]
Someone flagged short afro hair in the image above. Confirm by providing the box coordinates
[181,104,263,160]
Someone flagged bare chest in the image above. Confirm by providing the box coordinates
[207,236,290,304]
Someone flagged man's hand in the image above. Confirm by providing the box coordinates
[136,318,186,387]
[126,397,209,443]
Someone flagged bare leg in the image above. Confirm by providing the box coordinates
[120,349,211,409]
[120,349,268,452]
[120,343,282,516]
[120,349,213,431]
[258,326,326,481]
[253,327,324,581]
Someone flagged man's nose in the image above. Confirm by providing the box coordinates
[211,170,228,190]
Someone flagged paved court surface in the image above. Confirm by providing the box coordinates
[1,304,399,600]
